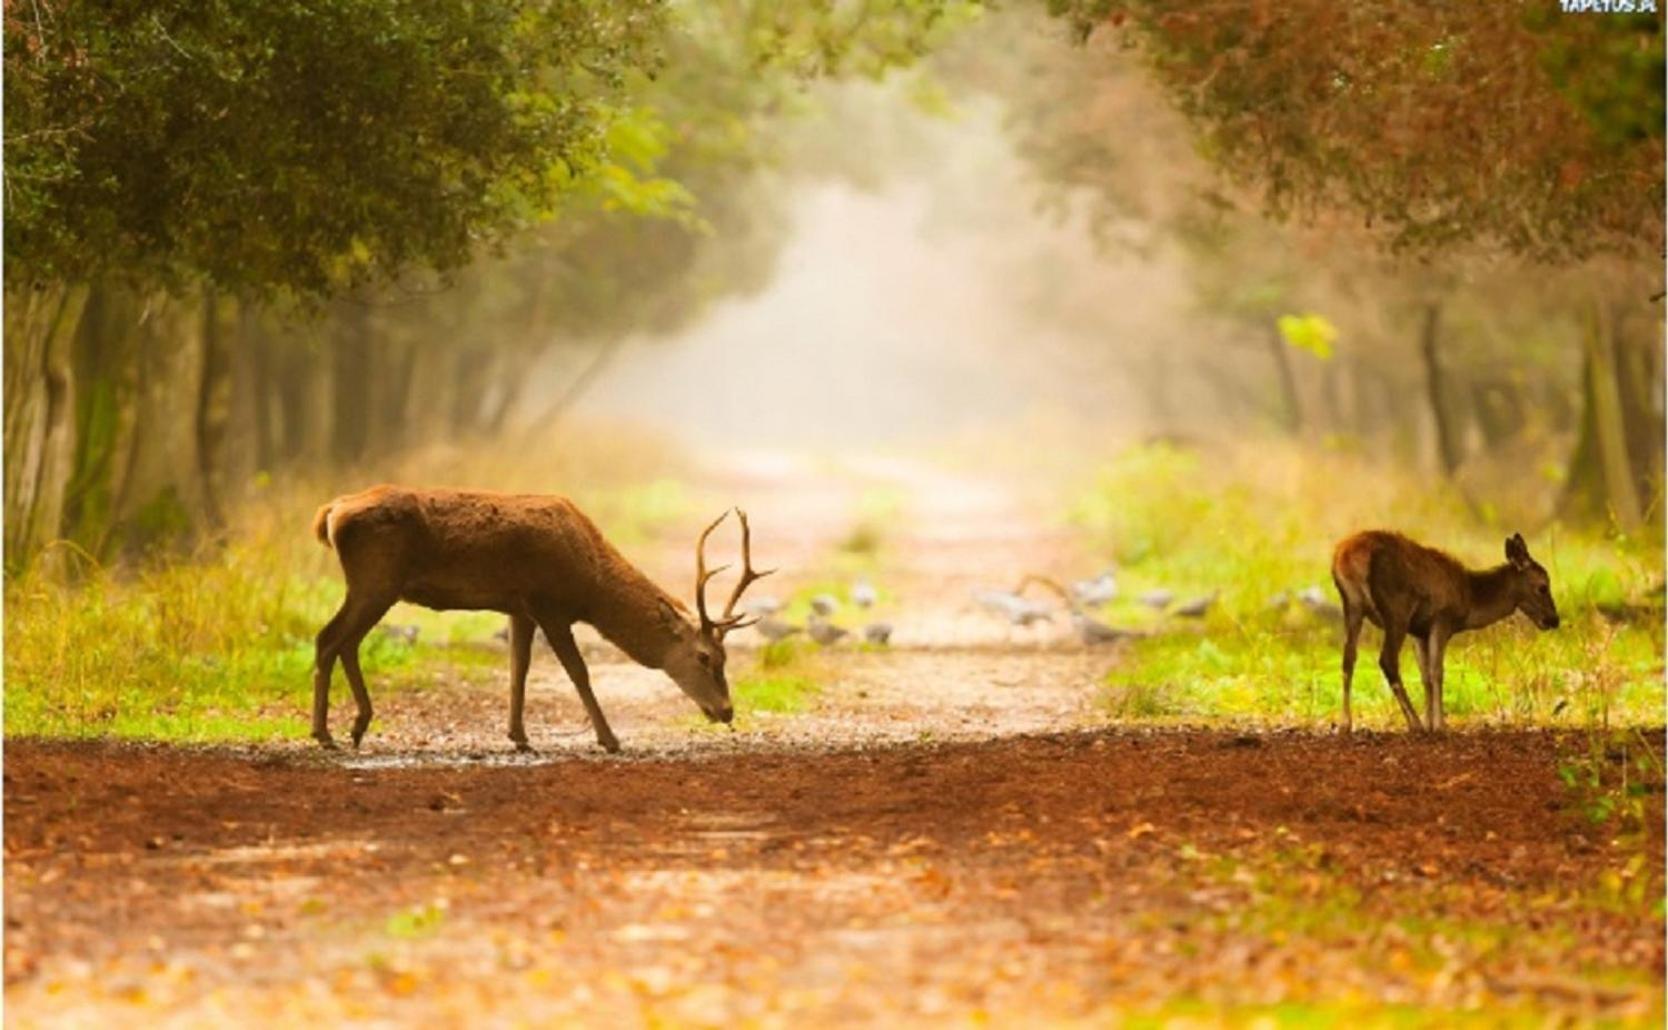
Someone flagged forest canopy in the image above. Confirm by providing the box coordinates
[1046,0,1665,260]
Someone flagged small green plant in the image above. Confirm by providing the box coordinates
[1557,728,1663,832]
[384,903,446,940]
[838,520,884,556]
[733,672,820,715]
[731,638,825,716]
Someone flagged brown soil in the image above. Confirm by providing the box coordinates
[5,731,1663,1025]
[5,454,1664,1024]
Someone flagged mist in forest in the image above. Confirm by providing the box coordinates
[569,99,1187,450]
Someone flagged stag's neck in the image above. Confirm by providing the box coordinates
[582,566,691,669]
[1463,564,1519,631]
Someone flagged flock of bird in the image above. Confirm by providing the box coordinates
[745,579,892,647]
[429,569,1344,652]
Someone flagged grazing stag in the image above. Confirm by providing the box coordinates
[1331,531,1558,732]
[310,487,771,752]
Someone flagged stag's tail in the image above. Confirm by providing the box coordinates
[312,502,336,549]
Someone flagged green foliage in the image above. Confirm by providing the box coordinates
[732,670,821,715]
[4,0,666,297]
[1047,1,1665,261]
[1276,313,1338,362]
[732,636,824,716]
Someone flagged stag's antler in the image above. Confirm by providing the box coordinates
[695,508,775,638]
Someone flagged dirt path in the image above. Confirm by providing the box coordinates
[347,450,1115,758]
[5,454,1665,1025]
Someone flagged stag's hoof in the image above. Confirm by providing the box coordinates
[598,735,621,755]
[512,740,535,755]
[313,732,338,751]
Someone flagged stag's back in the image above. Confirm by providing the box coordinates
[314,486,645,613]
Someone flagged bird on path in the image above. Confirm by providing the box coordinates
[1139,589,1174,610]
[1073,612,1138,646]
[807,616,849,646]
[851,579,878,609]
[380,623,420,644]
[1298,585,1343,620]
[1173,591,1219,618]
[754,617,803,642]
[973,588,1051,625]
[1071,570,1118,607]
[748,595,785,617]
[809,593,840,617]
[863,622,893,645]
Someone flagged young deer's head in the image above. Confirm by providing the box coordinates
[1505,533,1559,630]
[660,508,772,725]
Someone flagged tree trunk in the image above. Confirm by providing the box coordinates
[5,283,92,572]
[1564,298,1644,530]
[1265,327,1303,435]
[62,282,145,560]
[331,302,372,465]
[1419,302,1462,478]
[194,289,229,530]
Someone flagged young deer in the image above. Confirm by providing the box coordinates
[1331,531,1559,732]
[309,487,771,752]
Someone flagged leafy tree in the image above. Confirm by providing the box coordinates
[4,0,666,298]
[1045,0,1664,261]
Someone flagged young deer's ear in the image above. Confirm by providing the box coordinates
[1505,533,1530,568]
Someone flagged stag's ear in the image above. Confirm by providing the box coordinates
[1505,533,1530,568]
[656,598,691,635]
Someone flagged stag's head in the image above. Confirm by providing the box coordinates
[1505,533,1559,630]
[662,508,772,725]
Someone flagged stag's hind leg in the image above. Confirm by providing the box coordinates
[314,592,396,749]
[312,605,354,747]
[507,614,536,752]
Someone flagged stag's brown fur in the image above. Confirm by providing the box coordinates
[310,486,755,752]
[1331,530,1558,733]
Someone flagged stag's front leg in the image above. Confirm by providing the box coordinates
[507,614,536,752]
[540,619,621,754]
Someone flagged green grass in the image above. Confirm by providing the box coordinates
[729,638,823,716]
[1070,442,1664,729]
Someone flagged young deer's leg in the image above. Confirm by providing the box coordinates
[1413,635,1435,730]
[335,596,396,748]
[1427,625,1452,731]
[312,605,355,747]
[539,619,620,754]
[1339,599,1365,734]
[507,614,536,752]
[1377,621,1425,732]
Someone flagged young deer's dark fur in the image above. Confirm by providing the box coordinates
[310,487,770,752]
[1331,531,1558,732]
